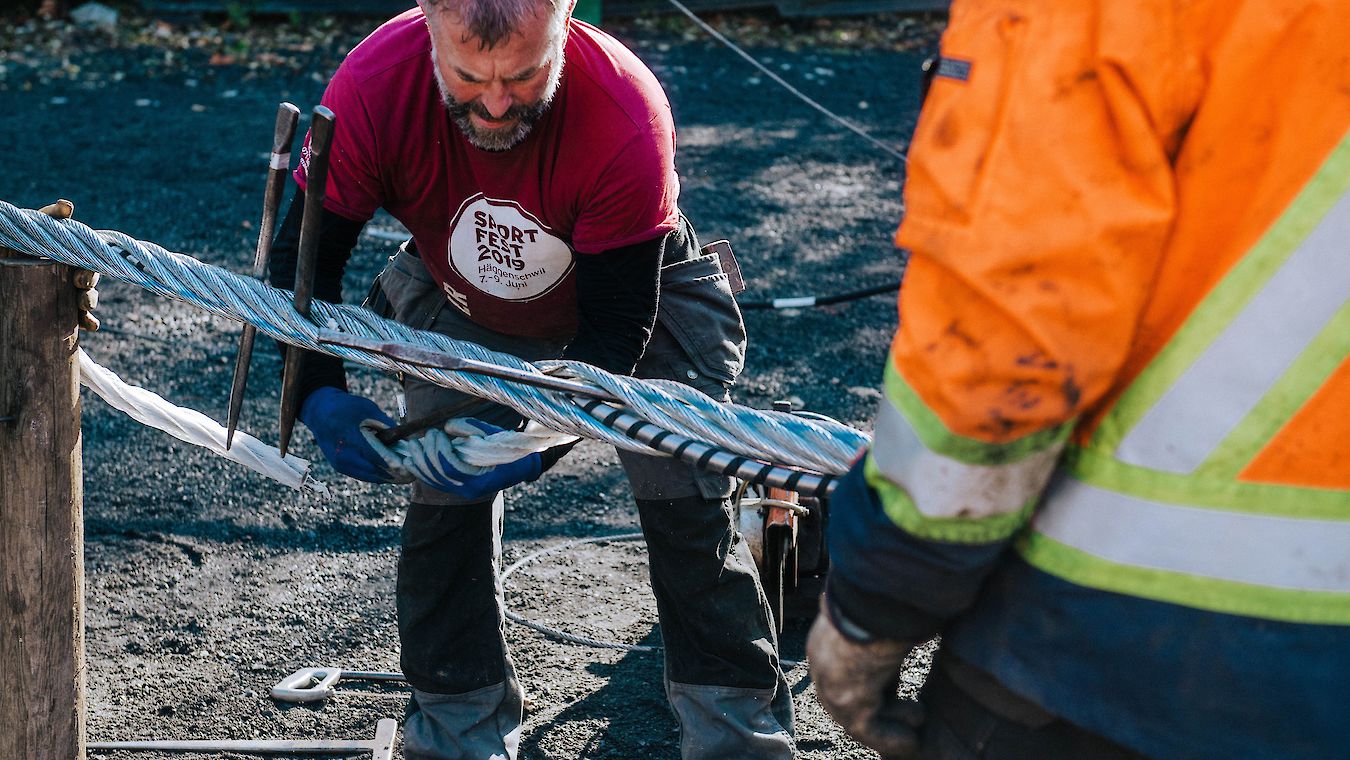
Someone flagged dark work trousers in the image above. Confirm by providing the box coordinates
[918,658,1152,760]
[374,219,793,759]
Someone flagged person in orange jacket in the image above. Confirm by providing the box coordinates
[807,1,1350,757]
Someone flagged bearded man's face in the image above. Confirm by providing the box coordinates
[425,5,565,151]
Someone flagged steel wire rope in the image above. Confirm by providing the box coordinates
[4,18,890,676]
[501,532,803,668]
[556,363,857,474]
[0,202,868,478]
[662,0,906,163]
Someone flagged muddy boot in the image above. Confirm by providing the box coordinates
[403,676,524,760]
[666,680,794,760]
[635,493,795,760]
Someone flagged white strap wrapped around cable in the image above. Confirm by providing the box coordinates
[453,421,578,467]
[77,349,329,497]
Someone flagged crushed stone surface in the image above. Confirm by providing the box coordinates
[1,6,940,758]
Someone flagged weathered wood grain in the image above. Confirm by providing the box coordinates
[0,249,86,760]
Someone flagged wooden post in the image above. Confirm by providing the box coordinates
[0,248,85,760]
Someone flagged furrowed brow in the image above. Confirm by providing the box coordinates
[454,67,483,83]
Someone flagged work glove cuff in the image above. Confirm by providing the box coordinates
[826,571,946,644]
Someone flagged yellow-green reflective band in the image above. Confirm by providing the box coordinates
[1115,182,1350,473]
[1030,474,1350,598]
[1019,532,1350,626]
[1198,296,1350,478]
[1097,132,1350,457]
[872,396,1063,519]
[865,454,1034,545]
[1067,446,1350,519]
[882,362,1071,465]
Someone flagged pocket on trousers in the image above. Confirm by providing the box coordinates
[367,245,444,330]
[657,253,747,387]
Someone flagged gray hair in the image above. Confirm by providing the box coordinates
[424,0,568,50]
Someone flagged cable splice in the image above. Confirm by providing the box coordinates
[0,201,869,480]
[739,279,901,310]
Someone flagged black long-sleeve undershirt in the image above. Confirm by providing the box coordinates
[563,235,664,375]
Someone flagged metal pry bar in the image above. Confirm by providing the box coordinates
[278,105,336,458]
[88,717,397,758]
[226,101,300,450]
[316,330,622,403]
[315,330,837,496]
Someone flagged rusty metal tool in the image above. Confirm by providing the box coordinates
[226,102,301,450]
[760,400,802,632]
[374,396,495,446]
[272,667,407,704]
[316,330,623,403]
[88,717,396,758]
[278,105,336,458]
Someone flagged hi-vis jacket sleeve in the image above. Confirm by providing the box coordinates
[829,0,1197,632]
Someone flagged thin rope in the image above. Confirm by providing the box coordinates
[502,532,803,669]
[663,0,907,163]
[739,279,901,310]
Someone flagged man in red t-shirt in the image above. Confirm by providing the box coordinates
[267,1,793,757]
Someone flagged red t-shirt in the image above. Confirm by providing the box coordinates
[295,10,680,338]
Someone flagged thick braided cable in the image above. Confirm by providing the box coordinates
[0,202,868,472]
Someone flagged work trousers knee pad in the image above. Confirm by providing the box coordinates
[397,497,508,694]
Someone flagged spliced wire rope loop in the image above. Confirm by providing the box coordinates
[0,201,867,489]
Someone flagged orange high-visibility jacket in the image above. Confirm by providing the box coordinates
[894,0,1350,480]
[833,1,1350,756]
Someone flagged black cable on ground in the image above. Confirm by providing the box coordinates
[738,279,900,310]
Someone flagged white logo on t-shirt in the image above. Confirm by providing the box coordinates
[442,283,470,314]
[447,194,572,301]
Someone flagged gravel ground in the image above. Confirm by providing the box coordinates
[1,7,940,758]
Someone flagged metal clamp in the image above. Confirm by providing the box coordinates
[740,496,811,516]
[271,667,407,704]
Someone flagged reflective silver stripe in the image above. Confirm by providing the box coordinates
[1116,191,1350,473]
[1033,475,1350,592]
[872,400,1062,519]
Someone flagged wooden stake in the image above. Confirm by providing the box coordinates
[0,248,86,759]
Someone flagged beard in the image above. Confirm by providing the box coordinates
[430,47,564,152]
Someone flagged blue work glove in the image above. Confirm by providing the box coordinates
[402,418,542,500]
[298,387,414,484]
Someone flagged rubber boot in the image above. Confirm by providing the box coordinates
[403,674,524,760]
